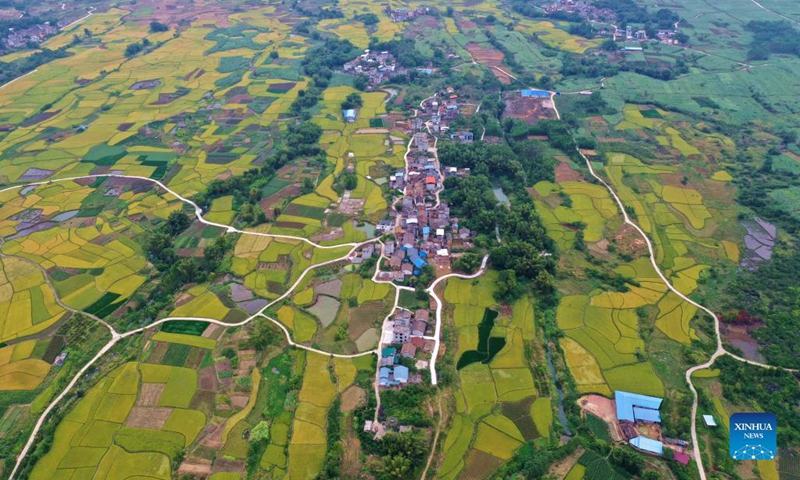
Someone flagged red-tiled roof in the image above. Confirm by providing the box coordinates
[673,452,690,466]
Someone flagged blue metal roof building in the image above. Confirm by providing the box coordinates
[344,109,357,122]
[615,391,663,423]
[394,365,409,383]
[630,436,663,454]
[521,89,550,98]
[633,406,661,423]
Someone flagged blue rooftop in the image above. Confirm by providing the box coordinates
[394,365,409,382]
[410,256,427,269]
[344,109,356,119]
[422,226,430,234]
[521,89,550,98]
[630,436,663,454]
[615,391,663,423]
[633,406,661,423]
[382,347,396,357]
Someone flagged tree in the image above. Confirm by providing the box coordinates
[164,210,191,235]
[83,28,92,38]
[494,269,523,302]
[269,50,279,59]
[353,75,368,91]
[374,455,411,480]
[601,38,618,51]
[610,447,645,475]
[249,317,278,351]
[302,177,315,194]
[150,21,169,33]
[341,92,364,110]
[452,252,482,274]
[249,421,270,442]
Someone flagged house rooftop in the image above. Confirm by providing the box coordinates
[629,436,663,454]
[615,391,663,423]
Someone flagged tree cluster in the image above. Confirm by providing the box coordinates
[746,20,800,60]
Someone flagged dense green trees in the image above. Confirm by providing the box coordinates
[340,92,363,110]
[746,21,800,60]
[0,48,70,85]
[452,252,483,274]
[149,21,169,32]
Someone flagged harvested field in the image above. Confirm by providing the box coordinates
[340,386,366,412]
[137,383,165,406]
[466,43,513,84]
[462,449,505,480]
[348,300,384,339]
[125,406,173,429]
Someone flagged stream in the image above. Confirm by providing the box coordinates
[546,344,572,436]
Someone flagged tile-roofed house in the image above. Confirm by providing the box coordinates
[411,320,427,337]
[400,343,416,358]
[415,309,429,323]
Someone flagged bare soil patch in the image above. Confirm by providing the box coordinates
[126,406,173,429]
[578,394,623,441]
[555,160,583,182]
[503,93,557,124]
[341,386,366,412]
[137,383,165,406]
[466,43,514,84]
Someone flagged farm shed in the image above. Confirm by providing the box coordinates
[615,391,663,423]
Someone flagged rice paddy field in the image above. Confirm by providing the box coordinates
[28,361,206,480]
[438,272,551,479]
[278,262,393,354]
[2,0,797,477]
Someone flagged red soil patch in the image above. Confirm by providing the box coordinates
[458,18,477,29]
[198,366,219,391]
[504,93,557,124]
[465,43,514,84]
[579,394,624,441]
[555,161,583,182]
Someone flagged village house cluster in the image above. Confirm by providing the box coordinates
[419,87,466,136]
[342,49,405,91]
[4,22,58,49]
[386,6,430,22]
[542,0,616,24]
[378,308,436,388]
